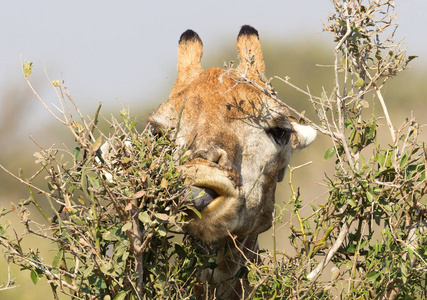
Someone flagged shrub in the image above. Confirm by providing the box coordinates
[1,0,426,299]
[0,97,215,299]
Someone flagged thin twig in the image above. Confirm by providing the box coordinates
[307,219,350,281]
[375,87,396,143]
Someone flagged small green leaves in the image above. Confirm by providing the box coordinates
[52,249,64,269]
[174,243,187,259]
[121,221,132,232]
[354,77,364,88]
[347,198,357,207]
[0,224,5,237]
[366,271,381,281]
[30,269,39,285]
[157,224,167,236]
[23,60,33,78]
[113,292,128,300]
[73,147,81,161]
[83,264,95,278]
[375,50,382,61]
[406,55,418,65]
[188,206,202,219]
[366,190,376,203]
[354,73,364,88]
[399,153,408,169]
[324,146,336,160]
[138,211,151,224]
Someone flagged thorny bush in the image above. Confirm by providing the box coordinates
[0,106,213,299]
[1,0,427,299]
[240,1,427,299]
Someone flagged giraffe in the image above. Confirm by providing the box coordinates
[149,25,316,299]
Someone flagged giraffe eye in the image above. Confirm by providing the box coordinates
[268,127,294,145]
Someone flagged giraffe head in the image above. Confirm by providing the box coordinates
[149,25,316,242]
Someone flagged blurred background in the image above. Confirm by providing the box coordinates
[1,0,426,298]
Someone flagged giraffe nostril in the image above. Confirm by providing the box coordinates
[191,148,233,168]
[215,150,233,168]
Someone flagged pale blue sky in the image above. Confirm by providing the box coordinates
[0,0,426,116]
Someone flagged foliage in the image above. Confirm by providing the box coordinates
[0,84,211,299]
[1,0,426,299]
[239,0,427,299]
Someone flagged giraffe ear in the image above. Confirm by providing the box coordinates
[236,25,265,80]
[170,30,204,96]
[291,122,317,149]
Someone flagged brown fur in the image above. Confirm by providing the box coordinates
[149,25,316,299]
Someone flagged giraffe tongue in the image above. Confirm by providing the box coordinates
[185,186,218,211]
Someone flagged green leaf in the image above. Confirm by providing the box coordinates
[375,50,382,61]
[100,264,111,275]
[122,250,129,261]
[87,173,100,189]
[407,248,414,261]
[247,269,258,285]
[83,263,95,278]
[103,230,118,241]
[121,222,132,232]
[174,243,187,259]
[23,60,33,78]
[339,57,349,70]
[115,244,126,257]
[324,146,336,160]
[304,220,311,231]
[406,55,418,65]
[354,77,364,88]
[366,271,381,281]
[347,244,356,254]
[120,109,127,120]
[401,266,408,284]
[81,171,88,191]
[52,249,63,269]
[138,211,151,224]
[113,292,128,300]
[366,190,376,203]
[77,195,86,205]
[399,153,408,169]
[383,204,393,212]
[2,212,9,223]
[158,224,167,237]
[129,120,138,130]
[347,198,357,207]
[30,269,39,285]
[70,215,84,226]
[188,206,202,219]
[360,239,368,249]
